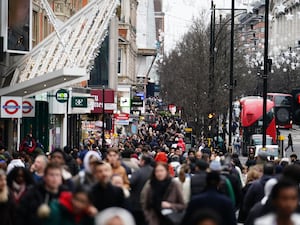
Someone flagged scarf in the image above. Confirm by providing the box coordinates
[150,177,172,212]
[12,181,26,202]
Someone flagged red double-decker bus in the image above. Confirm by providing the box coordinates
[240,96,277,156]
[267,93,293,129]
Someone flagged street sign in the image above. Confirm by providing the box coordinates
[22,99,35,117]
[71,97,87,108]
[56,89,69,103]
[1,97,22,118]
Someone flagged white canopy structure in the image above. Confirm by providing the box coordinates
[0,0,119,97]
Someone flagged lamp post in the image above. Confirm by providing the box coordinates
[102,85,105,148]
[262,0,269,148]
[228,0,235,152]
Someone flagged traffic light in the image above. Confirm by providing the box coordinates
[208,113,215,119]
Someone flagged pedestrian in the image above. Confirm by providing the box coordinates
[129,155,153,225]
[72,151,101,186]
[106,147,130,189]
[254,178,300,225]
[6,151,25,174]
[90,161,127,211]
[243,162,275,215]
[141,162,185,225]
[181,171,236,225]
[42,185,97,225]
[285,133,294,152]
[190,159,208,197]
[244,178,278,225]
[95,207,136,225]
[7,167,35,204]
[0,169,16,225]
[189,209,221,225]
[30,154,48,183]
[16,162,67,225]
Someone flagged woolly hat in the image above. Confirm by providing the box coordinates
[155,152,168,163]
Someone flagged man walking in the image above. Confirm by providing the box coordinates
[285,133,294,152]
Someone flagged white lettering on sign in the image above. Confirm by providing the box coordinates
[75,99,83,106]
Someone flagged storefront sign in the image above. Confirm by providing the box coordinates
[56,89,69,103]
[71,97,87,108]
[91,89,115,113]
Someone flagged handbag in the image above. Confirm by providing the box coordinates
[161,209,185,225]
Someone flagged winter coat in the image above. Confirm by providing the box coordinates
[0,188,16,225]
[90,182,126,211]
[43,192,94,225]
[243,175,273,213]
[16,183,67,225]
[181,188,237,225]
[72,151,101,186]
[141,179,185,225]
[190,171,207,197]
[129,164,153,211]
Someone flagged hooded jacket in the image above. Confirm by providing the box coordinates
[72,151,101,186]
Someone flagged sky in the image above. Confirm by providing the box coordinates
[163,0,254,52]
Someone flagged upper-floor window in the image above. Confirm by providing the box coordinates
[118,48,122,75]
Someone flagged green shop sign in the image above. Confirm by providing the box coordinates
[56,89,69,103]
[71,97,87,108]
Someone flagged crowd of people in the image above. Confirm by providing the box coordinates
[0,113,299,225]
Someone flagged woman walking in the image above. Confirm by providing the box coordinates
[141,162,185,225]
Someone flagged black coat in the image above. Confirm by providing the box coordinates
[0,194,16,225]
[90,182,126,211]
[190,171,207,197]
[181,188,237,225]
[129,165,153,211]
[243,175,273,213]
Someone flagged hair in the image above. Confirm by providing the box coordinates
[206,171,221,188]
[44,162,62,175]
[95,207,136,225]
[189,209,221,225]
[270,178,298,201]
[282,164,300,183]
[94,161,112,170]
[141,155,152,165]
[35,154,48,164]
[246,166,261,184]
[263,162,275,176]
[73,185,93,202]
[151,162,169,180]
[107,147,119,155]
[50,148,66,162]
[196,159,209,171]
[7,167,35,187]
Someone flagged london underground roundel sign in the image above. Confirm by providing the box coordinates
[1,97,22,118]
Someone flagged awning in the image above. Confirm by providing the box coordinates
[0,67,87,97]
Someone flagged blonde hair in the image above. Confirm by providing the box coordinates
[246,166,261,184]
